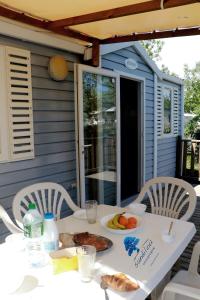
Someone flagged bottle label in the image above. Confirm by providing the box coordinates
[24,222,44,238]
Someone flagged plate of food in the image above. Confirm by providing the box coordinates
[101,273,139,292]
[100,212,140,234]
[73,232,113,252]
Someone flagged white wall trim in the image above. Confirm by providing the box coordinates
[181,85,184,138]
[76,64,121,207]
[0,18,85,55]
[154,74,158,178]
[74,64,81,208]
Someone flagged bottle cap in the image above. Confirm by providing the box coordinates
[44,212,54,220]
[28,203,36,209]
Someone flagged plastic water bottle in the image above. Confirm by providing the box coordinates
[23,203,44,267]
[43,212,59,253]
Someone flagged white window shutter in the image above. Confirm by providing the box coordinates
[0,46,9,161]
[173,87,179,136]
[157,84,163,138]
[0,46,34,162]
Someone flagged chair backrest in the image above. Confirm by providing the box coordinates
[13,182,80,228]
[0,205,22,234]
[135,177,197,221]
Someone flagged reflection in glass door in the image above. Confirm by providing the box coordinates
[77,65,120,207]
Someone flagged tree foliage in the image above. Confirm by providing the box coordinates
[184,62,200,114]
[140,40,164,61]
[141,40,178,76]
[140,40,200,138]
[184,62,200,137]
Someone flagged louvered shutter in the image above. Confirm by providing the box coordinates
[173,88,179,136]
[157,84,163,138]
[0,46,34,162]
[0,46,9,162]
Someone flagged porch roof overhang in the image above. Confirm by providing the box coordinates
[0,0,199,68]
[0,0,199,46]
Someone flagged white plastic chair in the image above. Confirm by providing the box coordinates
[161,241,200,300]
[0,205,22,233]
[134,177,197,221]
[13,182,80,229]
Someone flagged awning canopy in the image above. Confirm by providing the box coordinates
[0,0,199,64]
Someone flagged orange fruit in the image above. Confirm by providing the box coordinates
[128,217,137,225]
[125,217,137,229]
[119,215,128,226]
[126,222,136,229]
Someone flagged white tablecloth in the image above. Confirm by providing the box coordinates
[0,205,196,300]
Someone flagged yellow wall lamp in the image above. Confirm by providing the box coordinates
[48,55,69,81]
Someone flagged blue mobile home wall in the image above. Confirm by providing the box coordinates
[0,34,81,242]
[102,45,182,185]
[101,45,155,183]
[157,79,182,177]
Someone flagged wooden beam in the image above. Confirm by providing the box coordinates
[101,27,200,44]
[49,27,96,44]
[92,41,100,67]
[0,5,47,28]
[48,0,199,28]
[0,5,96,44]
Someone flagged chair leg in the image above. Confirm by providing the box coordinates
[151,271,171,300]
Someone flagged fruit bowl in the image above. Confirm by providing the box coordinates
[100,213,141,234]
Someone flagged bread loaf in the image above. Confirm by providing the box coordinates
[101,273,139,292]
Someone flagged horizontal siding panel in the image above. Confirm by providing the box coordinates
[146,114,154,121]
[34,132,75,144]
[0,169,77,200]
[145,172,153,181]
[0,152,76,174]
[35,141,75,156]
[145,127,154,134]
[0,160,76,187]
[34,122,74,134]
[157,136,177,178]
[34,121,75,133]
[157,167,175,177]
[32,77,74,91]
[33,100,74,112]
[0,34,81,242]
[33,111,75,122]
[104,52,153,75]
[32,89,74,101]
[116,47,153,73]
[102,59,154,80]
[32,65,74,80]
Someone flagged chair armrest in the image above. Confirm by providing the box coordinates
[162,282,200,300]
[0,205,22,234]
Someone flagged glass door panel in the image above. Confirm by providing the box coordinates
[77,65,120,207]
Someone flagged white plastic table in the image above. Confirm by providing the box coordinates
[0,204,196,300]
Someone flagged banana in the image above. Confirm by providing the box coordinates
[107,219,118,229]
[112,214,126,229]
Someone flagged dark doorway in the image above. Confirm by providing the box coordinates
[120,77,140,200]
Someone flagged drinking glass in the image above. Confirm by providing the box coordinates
[85,200,97,224]
[76,245,96,282]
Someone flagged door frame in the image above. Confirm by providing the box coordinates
[115,70,145,190]
[75,63,121,208]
